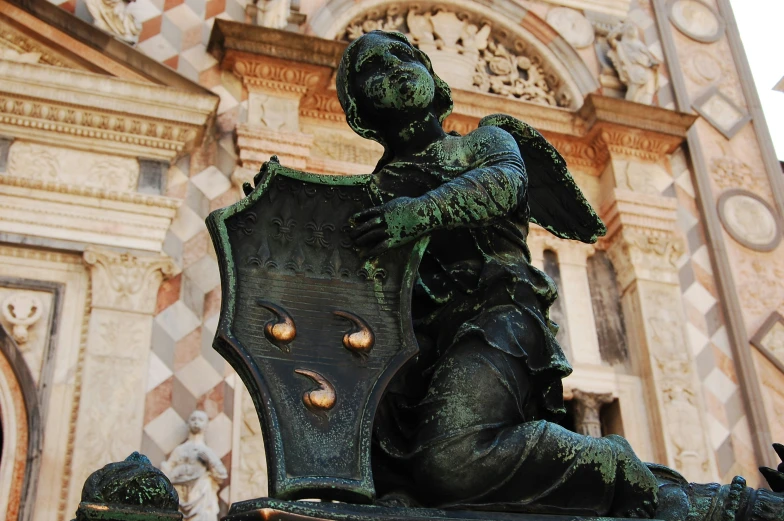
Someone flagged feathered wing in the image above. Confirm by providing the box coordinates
[479,113,606,244]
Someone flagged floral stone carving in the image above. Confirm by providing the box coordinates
[84,0,141,44]
[340,6,571,107]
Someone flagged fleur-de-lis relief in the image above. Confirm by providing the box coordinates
[358,263,387,281]
[285,244,312,274]
[305,221,335,249]
[272,217,296,242]
[228,212,258,236]
[248,239,277,269]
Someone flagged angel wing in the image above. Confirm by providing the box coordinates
[479,113,606,244]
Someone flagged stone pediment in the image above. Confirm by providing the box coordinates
[0,0,212,91]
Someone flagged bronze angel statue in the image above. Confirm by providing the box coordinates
[331,30,784,520]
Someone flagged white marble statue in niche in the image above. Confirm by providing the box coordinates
[161,411,228,521]
[607,22,660,105]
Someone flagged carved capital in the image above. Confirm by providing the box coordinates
[83,248,178,314]
[597,127,683,163]
[233,59,324,96]
[570,389,613,438]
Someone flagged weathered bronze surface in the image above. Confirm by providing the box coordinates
[72,452,181,521]
[204,29,784,521]
[206,158,427,503]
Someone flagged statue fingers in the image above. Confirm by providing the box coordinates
[350,207,384,226]
[353,227,389,247]
[349,217,385,240]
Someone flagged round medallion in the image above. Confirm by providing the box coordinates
[718,189,782,252]
[685,49,723,85]
[546,7,595,49]
[669,0,725,43]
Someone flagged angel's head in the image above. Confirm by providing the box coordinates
[337,31,452,147]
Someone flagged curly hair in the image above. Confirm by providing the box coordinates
[336,31,452,170]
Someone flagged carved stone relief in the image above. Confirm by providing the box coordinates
[0,287,51,384]
[669,0,725,43]
[84,0,141,44]
[2,292,42,346]
[645,287,712,480]
[718,189,782,252]
[684,49,724,86]
[736,256,784,324]
[546,7,595,49]
[710,155,763,192]
[340,5,572,107]
[7,141,140,192]
[82,248,178,314]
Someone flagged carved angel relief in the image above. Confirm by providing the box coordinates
[340,6,571,108]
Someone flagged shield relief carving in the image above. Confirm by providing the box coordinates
[207,161,426,502]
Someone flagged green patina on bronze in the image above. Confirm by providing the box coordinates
[72,452,181,521]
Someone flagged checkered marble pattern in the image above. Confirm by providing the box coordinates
[140,144,242,513]
[670,148,760,484]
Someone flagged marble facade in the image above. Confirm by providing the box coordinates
[0,0,782,519]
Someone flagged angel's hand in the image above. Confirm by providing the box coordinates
[349,197,430,258]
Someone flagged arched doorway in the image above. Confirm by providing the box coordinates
[0,325,41,521]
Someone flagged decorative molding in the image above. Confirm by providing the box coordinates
[538,0,632,18]
[0,14,87,70]
[299,92,345,123]
[82,248,177,314]
[570,389,613,437]
[236,123,313,172]
[233,59,323,95]
[7,141,139,192]
[692,85,751,140]
[0,60,217,160]
[752,312,784,377]
[717,189,782,252]
[0,174,180,253]
[668,0,725,43]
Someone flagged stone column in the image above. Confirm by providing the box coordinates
[603,188,717,481]
[571,389,613,437]
[67,247,177,509]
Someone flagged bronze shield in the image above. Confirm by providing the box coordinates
[207,161,425,503]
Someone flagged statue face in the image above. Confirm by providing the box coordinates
[351,33,436,116]
[188,411,208,434]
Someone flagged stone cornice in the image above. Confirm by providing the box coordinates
[0,60,218,160]
[208,20,347,69]
[0,175,180,252]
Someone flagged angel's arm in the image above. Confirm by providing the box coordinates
[416,128,525,230]
[351,127,526,255]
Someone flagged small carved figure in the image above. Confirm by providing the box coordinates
[607,22,660,105]
[161,411,227,521]
[84,0,140,44]
[2,292,43,346]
